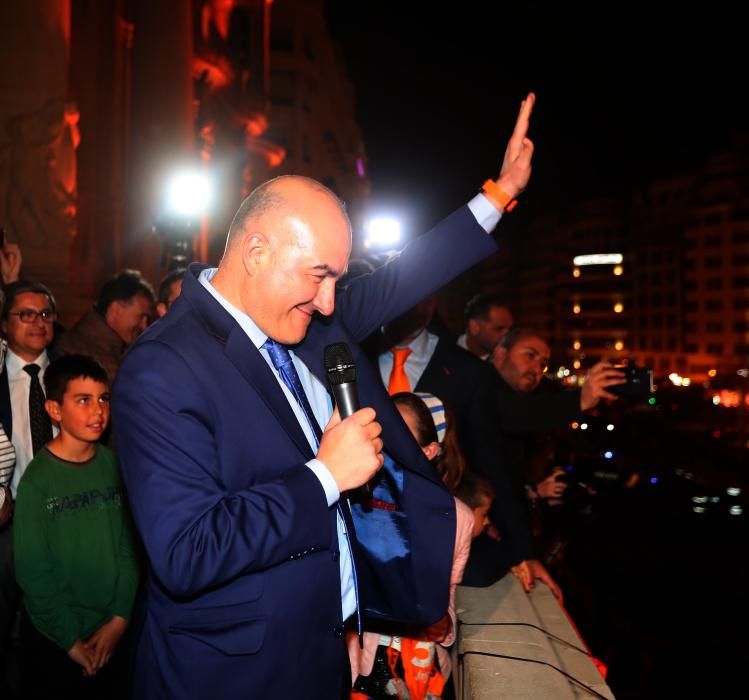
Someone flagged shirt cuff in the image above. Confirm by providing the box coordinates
[468,193,503,232]
[306,459,340,507]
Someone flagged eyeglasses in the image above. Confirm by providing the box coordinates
[7,310,57,324]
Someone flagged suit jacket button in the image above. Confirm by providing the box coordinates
[332,624,343,638]
[332,551,339,562]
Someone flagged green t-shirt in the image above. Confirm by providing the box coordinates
[14,445,140,651]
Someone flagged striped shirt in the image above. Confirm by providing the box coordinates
[0,423,15,487]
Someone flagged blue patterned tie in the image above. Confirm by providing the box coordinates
[263,338,362,634]
[263,339,322,446]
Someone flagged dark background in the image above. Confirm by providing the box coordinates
[326,1,746,235]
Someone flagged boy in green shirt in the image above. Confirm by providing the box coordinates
[14,354,139,698]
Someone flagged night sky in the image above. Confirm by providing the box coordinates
[326,2,746,236]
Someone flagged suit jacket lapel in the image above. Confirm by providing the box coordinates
[183,265,316,461]
[224,327,315,461]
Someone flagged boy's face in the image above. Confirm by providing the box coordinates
[471,496,493,540]
[46,377,110,442]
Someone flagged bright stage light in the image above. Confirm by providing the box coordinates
[364,217,402,249]
[165,171,213,218]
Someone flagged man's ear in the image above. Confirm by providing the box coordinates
[44,399,61,423]
[421,441,441,461]
[242,233,269,277]
[105,301,122,327]
[156,302,168,318]
[467,318,480,336]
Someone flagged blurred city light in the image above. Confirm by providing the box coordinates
[727,487,742,497]
[729,505,743,516]
[573,253,624,266]
[606,424,615,431]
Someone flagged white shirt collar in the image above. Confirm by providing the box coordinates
[198,267,268,350]
[5,348,50,378]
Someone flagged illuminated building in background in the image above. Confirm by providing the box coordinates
[266,0,369,236]
[472,137,749,381]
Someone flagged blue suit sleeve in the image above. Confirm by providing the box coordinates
[337,205,498,342]
[112,342,333,598]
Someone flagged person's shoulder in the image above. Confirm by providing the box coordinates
[436,338,496,377]
[17,451,54,491]
[93,445,119,472]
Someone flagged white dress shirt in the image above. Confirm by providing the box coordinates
[6,349,59,497]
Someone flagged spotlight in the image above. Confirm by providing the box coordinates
[165,171,213,218]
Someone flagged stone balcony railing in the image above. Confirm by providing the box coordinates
[455,575,616,699]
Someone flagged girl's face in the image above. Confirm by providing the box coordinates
[471,496,493,539]
[397,404,440,461]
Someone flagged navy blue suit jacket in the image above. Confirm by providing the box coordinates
[112,205,498,698]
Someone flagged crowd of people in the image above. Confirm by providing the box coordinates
[0,93,626,699]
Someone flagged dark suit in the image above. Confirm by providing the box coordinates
[462,371,583,586]
[112,205,498,698]
[411,339,536,568]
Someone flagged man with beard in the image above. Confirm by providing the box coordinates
[461,328,624,590]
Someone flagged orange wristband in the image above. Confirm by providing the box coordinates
[482,179,518,212]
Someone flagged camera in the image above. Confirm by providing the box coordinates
[608,363,654,398]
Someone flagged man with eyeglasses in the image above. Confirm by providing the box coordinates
[0,280,59,661]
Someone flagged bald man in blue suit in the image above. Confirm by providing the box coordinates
[113,94,536,698]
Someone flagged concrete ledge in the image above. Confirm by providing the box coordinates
[455,575,615,699]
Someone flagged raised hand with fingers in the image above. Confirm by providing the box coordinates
[494,92,536,200]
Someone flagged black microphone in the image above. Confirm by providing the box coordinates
[324,342,371,500]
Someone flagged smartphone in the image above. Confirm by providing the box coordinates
[608,365,654,397]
